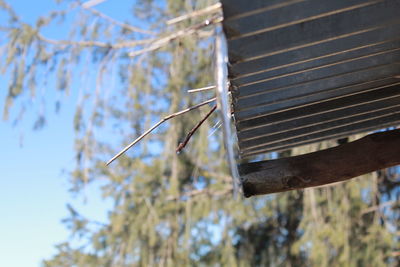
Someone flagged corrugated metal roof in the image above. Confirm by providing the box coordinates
[221,0,400,158]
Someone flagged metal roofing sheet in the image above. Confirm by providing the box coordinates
[221,0,400,157]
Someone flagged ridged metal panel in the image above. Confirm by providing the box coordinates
[221,0,400,157]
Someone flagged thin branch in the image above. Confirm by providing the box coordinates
[188,85,216,93]
[129,15,223,57]
[176,105,217,153]
[166,3,222,25]
[360,200,398,215]
[0,26,14,32]
[144,197,160,221]
[82,5,156,35]
[106,97,216,165]
[166,186,232,201]
[36,32,153,49]
[198,168,233,182]
[188,83,231,93]
[82,0,107,8]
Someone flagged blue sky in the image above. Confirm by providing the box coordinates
[0,94,111,267]
[0,1,134,266]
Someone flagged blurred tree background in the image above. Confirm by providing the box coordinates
[0,0,399,266]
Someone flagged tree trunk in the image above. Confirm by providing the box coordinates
[240,129,400,197]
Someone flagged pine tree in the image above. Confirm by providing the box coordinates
[1,1,399,266]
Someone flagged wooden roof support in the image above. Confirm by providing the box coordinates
[240,128,400,197]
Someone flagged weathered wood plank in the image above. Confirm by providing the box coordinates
[240,129,400,197]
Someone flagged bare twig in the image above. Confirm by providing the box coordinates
[144,197,159,221]
[129,15,223,57]
[188,83,232,93]
[82,0,107,8]
[198,168,233,182]
[187,85,216,93]
[197,29,214,39]
[360,200,398,215]
[106,97,216,165]
[37,32,153,49]
[176,105,217,153]
[82,5,156,35]
[166,186,232,201]
[166,3,222,25]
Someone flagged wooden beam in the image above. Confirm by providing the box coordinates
[240,129,400,197]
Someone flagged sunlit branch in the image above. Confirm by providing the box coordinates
[82,4,156,35]
[188,82,232,93]
[129,15,223,57]
[36,32,153,49]
[198,168,233,182]
[360,200,399,215]
[187,85,216,93]
[166,186,232,201]
[166,3,222,25]
[106,97,217,165]
[81,0,107,8]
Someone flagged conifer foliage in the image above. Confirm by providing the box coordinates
[0,0,399,266]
